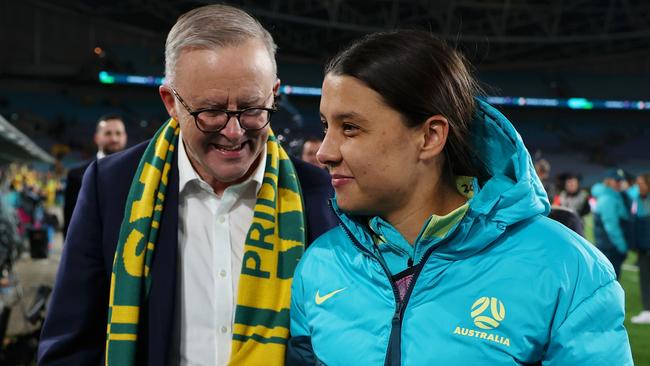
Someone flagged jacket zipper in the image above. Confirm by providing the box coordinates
[333,208,463,366]
[334,215,404,366]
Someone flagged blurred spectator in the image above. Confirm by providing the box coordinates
[20,186,42,226]
[0,164,58,257]
[43,172,62,209]
[591,168,632,279]
[301,137,325,168]
[63,114,127,237]
[534,158,555,201]
[0,167,22,266]
[92,114,128,158]
[554,173,590,218]
[620,170,636,213]
[629,172,650,324]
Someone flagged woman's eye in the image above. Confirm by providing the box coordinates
[342,123,358,132]
[320,120,328,133]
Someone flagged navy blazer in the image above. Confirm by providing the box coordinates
[63,160,92,237]
[38,140,336,365]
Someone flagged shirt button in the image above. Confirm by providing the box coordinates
[220,269,227,277]
[217,216,226,224]
[221,326,228,333]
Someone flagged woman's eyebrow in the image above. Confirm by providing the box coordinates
[328,111,368,122]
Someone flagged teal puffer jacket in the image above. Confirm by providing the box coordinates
[287,100,632,366]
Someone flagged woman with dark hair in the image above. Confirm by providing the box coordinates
[286,30,631,365]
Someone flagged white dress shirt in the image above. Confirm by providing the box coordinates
[171,135,266,366]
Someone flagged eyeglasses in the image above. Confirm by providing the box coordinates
[170,87,277,133]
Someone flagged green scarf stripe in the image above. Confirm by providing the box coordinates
[276,211,307,241]
[109,323,138,334]
[106,120,304,366]
[277,246,303,279]
[232,334,289,345]
[257,198,278,209]
[234,306,290,328]
[253,211,276,222]
[106,346,132,366]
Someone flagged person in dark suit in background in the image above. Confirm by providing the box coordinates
[63,114,127,237]
[549,205,585,236]
[39,5,336,366]
[301,137,325,169]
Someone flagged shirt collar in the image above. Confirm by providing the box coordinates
[178,132,266,195]
[96,151,106,159]
[369,176,474,249]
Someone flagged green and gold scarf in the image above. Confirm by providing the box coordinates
[105,118,305,365]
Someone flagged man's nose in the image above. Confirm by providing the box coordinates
[219,115,245,139]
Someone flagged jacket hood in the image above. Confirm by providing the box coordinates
[334,99,550,260]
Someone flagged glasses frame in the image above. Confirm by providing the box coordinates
[170,87,277,133]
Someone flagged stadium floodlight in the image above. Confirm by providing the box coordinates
[97,71,650,111]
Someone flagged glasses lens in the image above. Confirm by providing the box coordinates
[195,108,271,132]
[240,108,270,129]
[196,110,228,131]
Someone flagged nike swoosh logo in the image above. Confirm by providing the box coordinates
[315,288,347,305]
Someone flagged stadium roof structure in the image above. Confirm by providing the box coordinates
[32,0,650,70]
[0,115,55,165]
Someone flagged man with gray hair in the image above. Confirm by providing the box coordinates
[39,5,335,366]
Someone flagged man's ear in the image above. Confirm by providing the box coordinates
[159,85,178,120]
[419,115,449,161]
[273,78,281,97]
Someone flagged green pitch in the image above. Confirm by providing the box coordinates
[584,214,649,365]
[621,252,650,365]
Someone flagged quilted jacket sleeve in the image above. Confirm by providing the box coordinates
[543,279,632,365]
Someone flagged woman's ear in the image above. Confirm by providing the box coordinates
[419,115,449,161]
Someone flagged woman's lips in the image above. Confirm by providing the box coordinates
[331,174,354,188]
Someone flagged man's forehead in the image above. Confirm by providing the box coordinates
[192,87,273,107]
[98,119,125,132]
[103,118,123,124]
